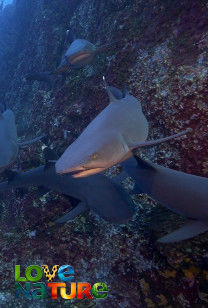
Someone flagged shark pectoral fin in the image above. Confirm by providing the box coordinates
[18,134,46,147]
[158,220,208,243]
[55,202,88,224]
[130,128,191,149]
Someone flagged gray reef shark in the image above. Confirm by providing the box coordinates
[122,156,208,243]
[0,148,135,225]
[0,108,44,171]
[55,79,190,177]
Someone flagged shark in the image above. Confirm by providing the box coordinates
[0,108,44,171]
[121,156,208,243]
[26,29,117,82]
[55,29,116,73]
[0,148,135,225]
[55,78,190,178]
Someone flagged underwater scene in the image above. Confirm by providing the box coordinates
[0,0,208,307]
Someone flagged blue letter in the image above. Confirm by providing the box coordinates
[58,265,74,282]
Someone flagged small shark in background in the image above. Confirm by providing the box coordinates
[55,78,190,177]
[0,148,135,225]
[26,28,117,83]
[0,107,44,171]
[55,29,116,73]
[122,156,208,243]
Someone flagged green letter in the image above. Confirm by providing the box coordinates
[15,265,27,282]
[32,282,47,299]
[15,282,31,299]
[91,283,108,299]
[25,265,43,282]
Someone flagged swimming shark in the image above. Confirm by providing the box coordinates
[55,29,116,73]
[121,156,208,243]
[55,78,190,177]
[0,148,135,225]
[26,29,116,81]
[0,108,44,171]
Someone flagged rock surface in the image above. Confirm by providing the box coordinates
[0,0,208,307]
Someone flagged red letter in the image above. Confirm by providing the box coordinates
[47,283,65,299]
[77,283,93,299]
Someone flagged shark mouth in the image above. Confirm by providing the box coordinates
[57,164,106,178]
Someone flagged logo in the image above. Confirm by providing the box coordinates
[15,265,108,300]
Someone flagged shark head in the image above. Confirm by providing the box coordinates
[55,56,70,73]
[55,131,130,177]
[55,77,149,177]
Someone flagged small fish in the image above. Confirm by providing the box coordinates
[0,108,44,171]
[122,156,208,243]
[0,148,135,224]
[55,77,190,177]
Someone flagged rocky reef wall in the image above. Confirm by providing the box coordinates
[0,0,208,307]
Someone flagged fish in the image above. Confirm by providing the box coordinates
[0,148,135,225]
[0,108,44,171]
[26,29,117,80]
[55,29,117,73]
[121,156,208,243]
[55,78,190,177]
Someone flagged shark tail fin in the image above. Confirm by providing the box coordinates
[18,134,45,147]
[158,220,208,243]
[130,128,191,149]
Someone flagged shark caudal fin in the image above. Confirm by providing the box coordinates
[158,220,208,243]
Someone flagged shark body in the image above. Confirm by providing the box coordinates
[55,82,190,178]
[0,156,135,224]
[122,156,208,243]
[0,109,44,171]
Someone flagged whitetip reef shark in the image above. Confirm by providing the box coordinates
[0,107,44,171]
[55,78,190,177]
[0,148,135,225]
[25,29,116,83]
[55,29,116,73]
[121,156,208,243]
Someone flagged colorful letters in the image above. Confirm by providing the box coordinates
[14,265,108,300]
